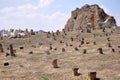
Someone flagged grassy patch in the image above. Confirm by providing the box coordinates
[41,76,49,80]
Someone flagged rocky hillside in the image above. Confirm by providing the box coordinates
[65,4,116,31]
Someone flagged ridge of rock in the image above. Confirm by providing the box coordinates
[65,4,116,31]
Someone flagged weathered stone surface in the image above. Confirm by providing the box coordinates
[65,4,116,31]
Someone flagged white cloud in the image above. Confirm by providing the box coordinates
[18,3,38,10]
[0,0,31,5]
[0,2,69,31]
[0,7,16,13]
[0,0,17,4]
[38,0,54,8]
[0,0,54,8]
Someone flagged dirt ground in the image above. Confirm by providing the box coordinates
[0,28,120,80]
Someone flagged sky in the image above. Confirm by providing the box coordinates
[0,0,120,31]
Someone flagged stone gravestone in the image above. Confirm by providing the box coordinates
[0,44,4,53]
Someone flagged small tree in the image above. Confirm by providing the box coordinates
[98,21,112,29]
[98,21,103,29]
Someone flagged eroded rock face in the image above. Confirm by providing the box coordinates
[65,4,116,31]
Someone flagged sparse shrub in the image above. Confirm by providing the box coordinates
[98,21,113,29]
[98,21,104,29]
[41,76,49,80]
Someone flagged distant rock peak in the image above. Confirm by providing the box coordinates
[65,4,116,31]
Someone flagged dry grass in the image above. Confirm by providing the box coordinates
[0,28,120,80]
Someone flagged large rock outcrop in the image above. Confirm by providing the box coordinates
[65,4,116,31]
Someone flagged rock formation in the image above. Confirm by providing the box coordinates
[65,4,116,31]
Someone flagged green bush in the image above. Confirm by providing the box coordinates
[41,76,49,80]
[98,21,112,29]
[98,21,104,29]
